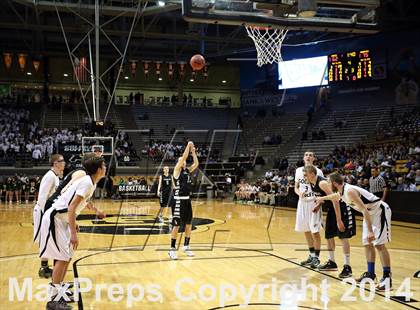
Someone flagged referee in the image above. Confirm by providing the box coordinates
[369,167,389,201]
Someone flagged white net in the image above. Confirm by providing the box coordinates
[245,26,288,67]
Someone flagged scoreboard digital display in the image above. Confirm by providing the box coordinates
[328,50,372,82]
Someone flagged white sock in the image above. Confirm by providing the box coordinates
[48,283,60,301]
[310,252,315,258]
[328,250,335,262]
[344,254,350,265]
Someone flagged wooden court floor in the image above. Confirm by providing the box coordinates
[0,199,419,310]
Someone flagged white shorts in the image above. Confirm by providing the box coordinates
[362,202,392,246]
[33,204,42,243]
[39,208,73,261]
[295,199,322,233]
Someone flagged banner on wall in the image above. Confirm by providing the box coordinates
[18,53,27,72]
[74,57,88,83]
[142,61,151,77]
[241,91,298,106]
[3,53,13,71]
[130,60,138,77]
[32,59,41,72]
[167,62,175,79]
[178,62,186,77]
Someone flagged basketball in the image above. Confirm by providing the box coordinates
[190,54,205,71]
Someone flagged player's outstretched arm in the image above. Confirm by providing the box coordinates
[189,146,199,173]
[348,189,375,242]
[316,192,340,202]
[174,142,192,178]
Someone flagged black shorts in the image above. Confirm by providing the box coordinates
[325,202,356,239]
[160,191,171,207]
[171,198,193,226]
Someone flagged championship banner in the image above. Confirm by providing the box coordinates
[142,61,151,77]
[154,61,162,78]
[3,53,12,71]
[178,62,186,77]
[18,53,27,72]
[32,59,41,72]
[129,60,138,77]
[167,62,175,79]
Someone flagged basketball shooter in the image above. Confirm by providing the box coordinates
[304,165,354,278]
[34,154,65,278]
[39,157,106,310]
[157,166,173,223]
[316,172,392,291]
[295,151,323,268]
[168,141,199,260]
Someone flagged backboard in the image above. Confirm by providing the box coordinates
[183,0,379,33]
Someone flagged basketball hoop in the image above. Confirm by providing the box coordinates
[91,145,104,157]
[245,26,288,67]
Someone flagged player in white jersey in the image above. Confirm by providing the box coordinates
[317,172,392,291]
[294,151,324,268]
[34,154,65,279]
[39,156,106,310]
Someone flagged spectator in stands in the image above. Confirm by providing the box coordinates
[396,177,405,191]
[415,169,420,186]
[403,178,418,192]
[32,147,42,166]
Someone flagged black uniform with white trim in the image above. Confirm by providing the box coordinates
[160,174,172,208]
[311,176,356,239]
[172,168,193,226]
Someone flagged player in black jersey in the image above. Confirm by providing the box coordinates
[168,142,199,260]
[304,165,354,278]
[157,166,173,223]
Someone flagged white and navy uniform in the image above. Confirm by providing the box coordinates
[160,174,172,208]
[295,166,323,233]
[39,175,96,261]
[172,168,193,226]
[33,170,60,243]
[341,183,391,246]
[310,176,356,239]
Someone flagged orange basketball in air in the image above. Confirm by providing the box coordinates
[190,54,205,71]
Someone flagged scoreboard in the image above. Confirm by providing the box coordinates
[328,50,372,82]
